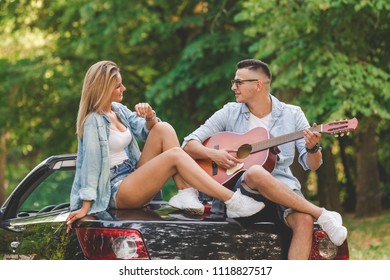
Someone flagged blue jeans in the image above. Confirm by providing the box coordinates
[108,159,136,208]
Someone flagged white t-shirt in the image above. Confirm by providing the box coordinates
[108,128,132,167]
[248,112,271,130]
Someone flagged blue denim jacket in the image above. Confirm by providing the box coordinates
[183,95,322,191]
[70,102,150,213]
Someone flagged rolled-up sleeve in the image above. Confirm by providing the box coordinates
[295,108,323,170]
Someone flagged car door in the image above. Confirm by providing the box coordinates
[0,157,75,259]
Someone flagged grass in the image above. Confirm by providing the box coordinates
[343,210,390,260]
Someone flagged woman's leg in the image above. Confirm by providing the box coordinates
[117,147,264,217]
[116,124,264,217]
[116,147,232,208]
[136,122,189,190]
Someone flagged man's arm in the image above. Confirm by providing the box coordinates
[303,124,323,171]
[306,149,322,171]
[184,140,241,170]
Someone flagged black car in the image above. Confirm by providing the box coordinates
[0,154,349,260]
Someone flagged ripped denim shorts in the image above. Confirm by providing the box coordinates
[108,159,136,208]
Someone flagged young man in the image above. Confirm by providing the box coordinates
[182,59,347,259]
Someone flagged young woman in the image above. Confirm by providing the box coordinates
[66,61,264,231]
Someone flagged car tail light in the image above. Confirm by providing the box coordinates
[309,230,349,260]
[76,228,150,260]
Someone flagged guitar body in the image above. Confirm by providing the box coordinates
[195,117,359,189]
[196,127,278,189]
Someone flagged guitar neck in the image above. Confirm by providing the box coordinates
[251,126,322,153]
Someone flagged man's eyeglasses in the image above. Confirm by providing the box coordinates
[231,79,270,86]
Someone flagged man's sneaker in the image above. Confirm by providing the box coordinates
[225,189,265,218]
[317,209,347,246]
[168,187,204,215]
[327,210,343,226]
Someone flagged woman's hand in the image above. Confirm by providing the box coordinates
[135,103,155,120]
[66,201,91,233]
[66,209,87,233]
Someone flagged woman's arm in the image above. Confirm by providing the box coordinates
[66,200,91,233]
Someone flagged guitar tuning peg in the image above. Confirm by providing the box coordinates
[347,132,350,136]
[335,134,339,138]
[340,133,345,137]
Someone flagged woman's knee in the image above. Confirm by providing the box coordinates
[165,147,187,160]
[152,121,175,134]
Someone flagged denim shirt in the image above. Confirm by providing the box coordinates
[70,102,150,214]
[183,95,322,191]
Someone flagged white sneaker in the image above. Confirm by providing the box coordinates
[225,189,265,218]
[168,187,204,215]
[328,210,343,226]
[317,209,347,246]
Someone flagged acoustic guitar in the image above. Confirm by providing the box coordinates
[196,118,358,188]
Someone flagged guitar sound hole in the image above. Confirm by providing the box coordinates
[237,144,251,159]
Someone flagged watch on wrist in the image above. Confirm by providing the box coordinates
[306,144,321,154]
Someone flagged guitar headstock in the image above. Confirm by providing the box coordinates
[321,118,358,137]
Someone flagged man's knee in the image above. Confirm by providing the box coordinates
[244,165,269,188]
[287,212,314,231]
[245,165,267,179]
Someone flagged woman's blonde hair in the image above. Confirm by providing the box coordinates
[76,61,120,137]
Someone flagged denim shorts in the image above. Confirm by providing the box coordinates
[108,159,136,208]
[234,173,304,227]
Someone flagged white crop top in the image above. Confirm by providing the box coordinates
[108,128,132,168]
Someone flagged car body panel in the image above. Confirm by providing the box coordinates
[0,154,348,260]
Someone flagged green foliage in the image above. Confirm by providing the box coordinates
[20,169,75,212]
[141,1,253,137]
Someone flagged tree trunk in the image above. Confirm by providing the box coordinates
[317,146,342,213]
[355,118,381,217]
[0,131,9,205]
[290,156,309,196]
[338,137,356,212]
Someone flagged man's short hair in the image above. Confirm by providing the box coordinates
[237,59,272,80]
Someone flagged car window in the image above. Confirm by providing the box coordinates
[19,169,75,212]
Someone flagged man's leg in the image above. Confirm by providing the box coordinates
[237,174,314,259]
[244,165,322,218]
[243,165,347,246]
[285,212,313,259]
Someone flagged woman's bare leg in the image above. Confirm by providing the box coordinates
[137,122,189,190]
[116,147,232,208]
